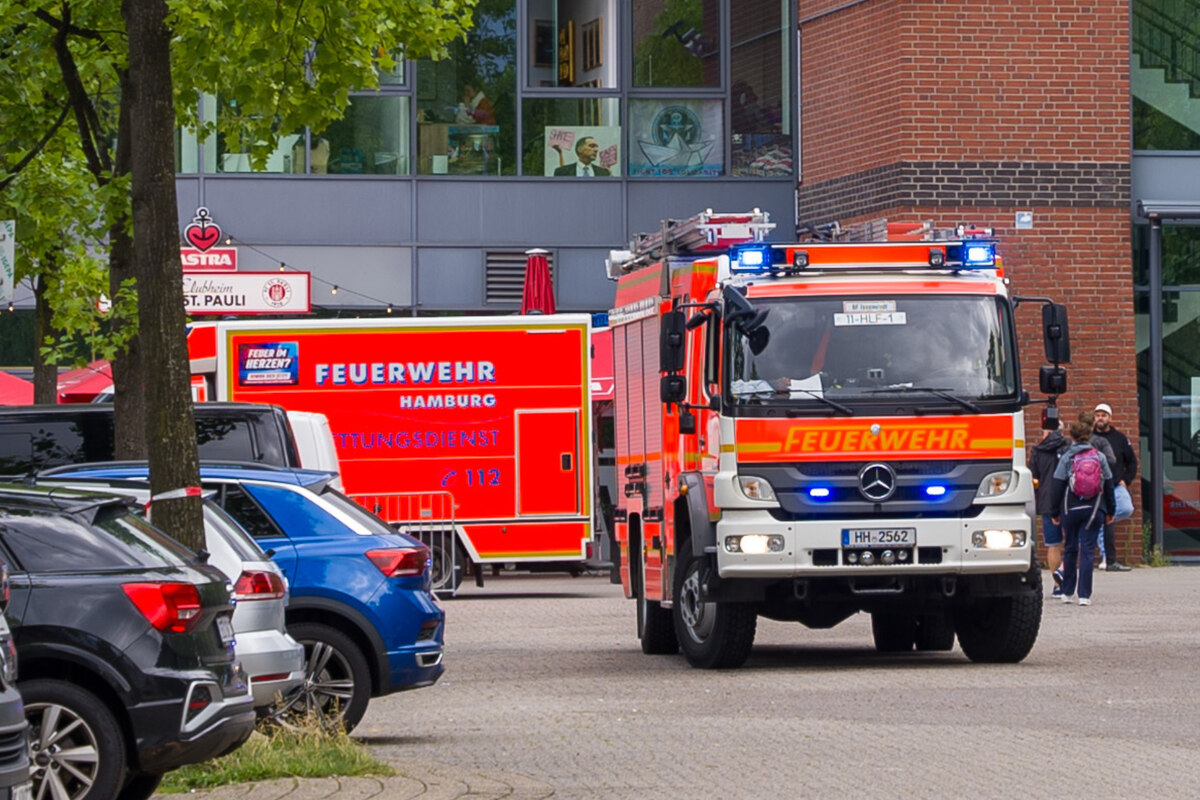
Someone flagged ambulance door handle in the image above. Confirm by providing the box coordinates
[561,453,572,471]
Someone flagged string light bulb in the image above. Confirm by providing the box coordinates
[224,237,232,245]
[6,302,12,312]
[279,262,286,271]
[331,285,338,296]
[386,304,393,314]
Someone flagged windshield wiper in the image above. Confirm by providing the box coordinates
[735,388,854,416]
[863,385,981,413]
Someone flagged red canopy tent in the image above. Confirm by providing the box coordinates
[521,249,556,315]
[57,360,113,403]
[0,371,34,405]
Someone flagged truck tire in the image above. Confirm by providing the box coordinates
[914,611,956,652]
[428,536,464,594]
[672,539,756,668]
[638,586,679,655]
[954,570,1042,663]
[870,612,916,652]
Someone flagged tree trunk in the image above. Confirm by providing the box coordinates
[110,70,146,460]
[32,275,57,404]
[122,0,203,550]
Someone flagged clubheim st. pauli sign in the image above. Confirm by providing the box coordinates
[181,207,311,315]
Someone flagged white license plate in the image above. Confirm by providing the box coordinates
[216,615,235,645]
[842,528,916,547]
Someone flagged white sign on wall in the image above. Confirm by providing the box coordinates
[0,220,14,305]
[184,271,311,315]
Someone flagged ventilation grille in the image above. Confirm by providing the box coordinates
[485,251,555,304]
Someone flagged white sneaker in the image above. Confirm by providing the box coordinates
[1099,561,1107,570]
[1061,595,1073,604]
[1079,598,1092,606]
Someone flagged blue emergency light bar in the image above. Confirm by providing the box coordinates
[728,240,998,274]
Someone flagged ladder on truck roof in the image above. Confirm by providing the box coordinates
[606,208,775,278]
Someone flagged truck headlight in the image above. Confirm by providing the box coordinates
[738,476,777,502]
[971,529,1028,549]
[976,471,1015,497]
[725,534,786,554]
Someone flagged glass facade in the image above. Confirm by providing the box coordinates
[174,0,794,180]
[1132,0,1200,558]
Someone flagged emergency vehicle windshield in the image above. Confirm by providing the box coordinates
[726,294,1017,411]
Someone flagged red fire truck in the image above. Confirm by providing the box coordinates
[187,315,596,593]
[608,210,1071,668]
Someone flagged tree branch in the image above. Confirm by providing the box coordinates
[0,104,71,192]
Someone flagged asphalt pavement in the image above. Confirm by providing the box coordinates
[175,565,1200,800]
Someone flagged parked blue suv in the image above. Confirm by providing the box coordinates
[42,463,445,732]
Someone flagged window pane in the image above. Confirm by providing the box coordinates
[730,0,792,177]
[632,0,720,88]
[215,97,306,174]
[628,99,724,177]
[527,1,616,88]
[314,95,410,175]
[522,97,621,176]
[375,47,405,85]
[415,2,517,176]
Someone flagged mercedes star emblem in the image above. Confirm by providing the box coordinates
[858,462,897,502]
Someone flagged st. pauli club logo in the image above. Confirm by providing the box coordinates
[183,207,222,251]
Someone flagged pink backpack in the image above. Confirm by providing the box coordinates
[1069,447,1103,500]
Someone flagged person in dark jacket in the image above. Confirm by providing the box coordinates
[1029,420,1067,596]
[1091,402,1137,571]
[1051,419,1116,606]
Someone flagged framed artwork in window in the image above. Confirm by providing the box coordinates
[557,21,574,85]
[533,19,554,68]
[581,18,602,71]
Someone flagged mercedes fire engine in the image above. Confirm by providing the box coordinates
[608,210,1071,668]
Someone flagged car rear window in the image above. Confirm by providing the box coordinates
[243,483,351,539]
[195,418,257,462]
[203,501,268,560]
[320,488,395,535]
[0,506,194,572]
[0,416,115,474]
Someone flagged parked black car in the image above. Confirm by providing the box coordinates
[0,402,301,477]
[0,483,256,800]
[0,563,31,800]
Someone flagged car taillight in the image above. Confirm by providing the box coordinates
[122,582,203,633]
[366,546,429,577]
[233,570,287,601]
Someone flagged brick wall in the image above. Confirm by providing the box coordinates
[797,0,1140,561]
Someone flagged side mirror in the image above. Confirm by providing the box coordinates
[1039,366,1068,395]
[1042,303,1071,364]
[660,309,687,373]
[661,374,687,404]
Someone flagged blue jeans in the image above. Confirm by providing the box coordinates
[1061,505,1102,600]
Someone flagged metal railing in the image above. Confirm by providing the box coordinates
[351,490,461,597]
[1133,0,1200,98]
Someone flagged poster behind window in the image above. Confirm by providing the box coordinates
[628,100,723,177]
[544,126,621,177]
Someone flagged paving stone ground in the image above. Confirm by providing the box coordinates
[173,566,1200,799]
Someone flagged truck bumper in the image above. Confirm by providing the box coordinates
[715,505,1033,579]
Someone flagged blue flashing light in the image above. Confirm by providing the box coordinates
[808,486,832,500]
[963,243,995,266]
[924,485,948,497]
[729,243,775,273]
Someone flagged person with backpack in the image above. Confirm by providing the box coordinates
[1050,419,1116,606]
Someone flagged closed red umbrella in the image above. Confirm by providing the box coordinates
[521,249,556,315]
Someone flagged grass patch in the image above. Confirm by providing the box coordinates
[158,724,394,793]
[1141,520,1173,567]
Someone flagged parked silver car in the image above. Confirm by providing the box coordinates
[37,481,304,712]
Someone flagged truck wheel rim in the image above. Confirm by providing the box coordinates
[28,701,100,800]
[679,566,714,642]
